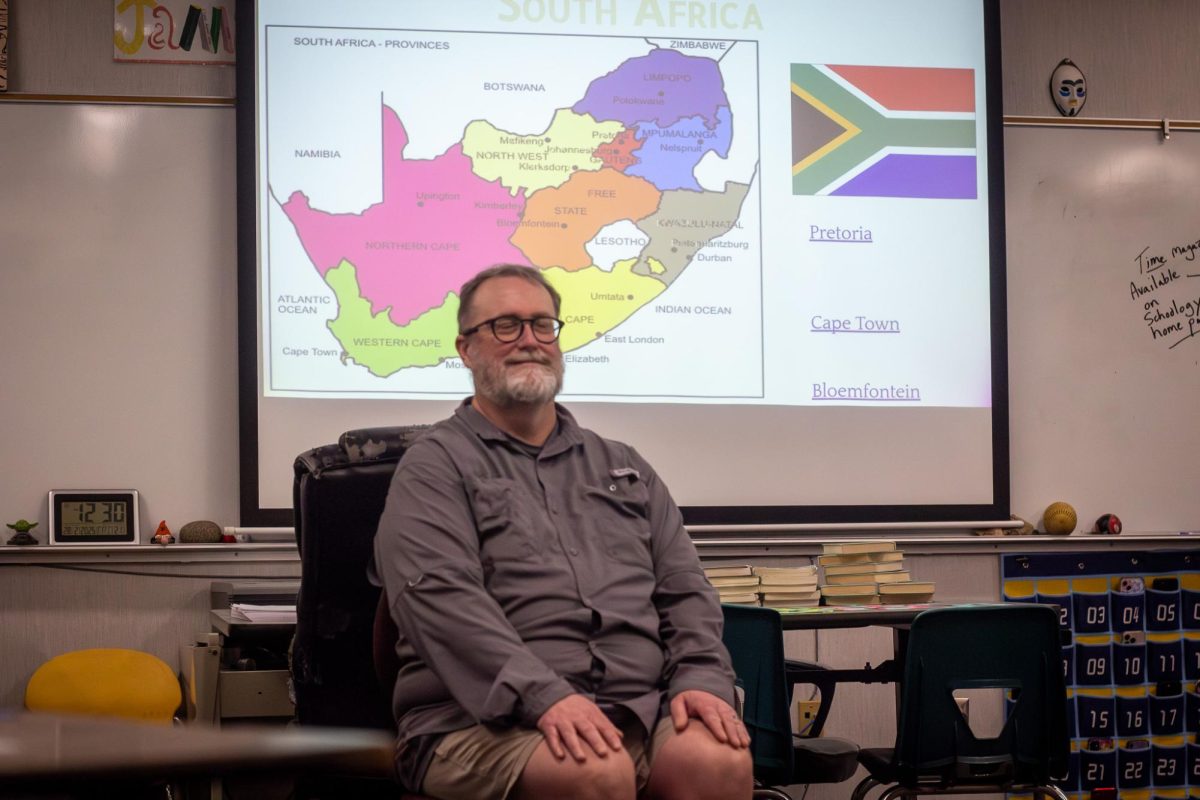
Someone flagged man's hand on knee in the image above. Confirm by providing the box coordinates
[669,690,751,749]
[536,693,625,763]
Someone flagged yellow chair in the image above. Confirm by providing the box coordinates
[25,648,182,724]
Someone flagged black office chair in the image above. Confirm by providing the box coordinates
[721,604,860,799]
[849,604,1070,800]
[292,425,429,799]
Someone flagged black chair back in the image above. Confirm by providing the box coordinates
[291,425,427,731]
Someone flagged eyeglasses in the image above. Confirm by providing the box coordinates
[461,315,565,344]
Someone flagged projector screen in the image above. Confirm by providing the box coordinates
[236,0,1008,527]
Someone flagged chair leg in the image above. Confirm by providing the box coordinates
[849,776,882,800]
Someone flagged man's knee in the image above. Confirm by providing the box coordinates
[648,724,753,800]
[706,740,753,783]
[677,740,752,786]
[514,744,637,800]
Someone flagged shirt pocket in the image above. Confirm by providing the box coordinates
[467,477,538,562]
[581,478,653,567]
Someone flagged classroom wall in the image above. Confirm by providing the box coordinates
[0,0,1196,683]
[2,1,1199,533]
[0,555,300,708]
[1000,0,1200,120]
[6,0,234,97]
[10,0,1200,110]
[0,5,1195,796]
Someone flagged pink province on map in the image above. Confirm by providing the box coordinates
[280,106,529,327]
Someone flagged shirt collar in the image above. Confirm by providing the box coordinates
[455,397,584,455]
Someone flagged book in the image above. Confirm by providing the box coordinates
[708,575,760,588]
[718,591,760,605]
[762,595,820,608]
[878,581,934,593]
[880,594,933,604]
[874,571,914,585]
[751,564,817,577]
[824,571,909,586]
[761,589,820,602]
[879,582,935,603]
[230,603,297,623]
[703,563,753,578]
[823,561,906,576]
[820,583,878,597]
[758,580,818,593]
[750,565,818,584]
[823,593,881,606]
[760,584,819,595]
[818,550,905,566]
[821,540,896,555]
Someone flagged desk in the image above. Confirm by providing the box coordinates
[771,602,963,687]
[760,603,1014,724]
[184,580,300,725]
[776,602,945,631]
[0,711,393,792]
[183,611,295,725]
[762,602,1032,736]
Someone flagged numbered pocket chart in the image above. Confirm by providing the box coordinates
[1002,551,1200,800]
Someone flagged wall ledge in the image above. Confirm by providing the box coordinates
[0,543,297,566]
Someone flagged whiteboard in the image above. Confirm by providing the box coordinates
[0,101,240,536]
[1005,125,1200,533]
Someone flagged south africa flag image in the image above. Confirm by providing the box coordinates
[790,64,977,199]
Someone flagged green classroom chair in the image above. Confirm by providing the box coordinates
[849,604,1070,800]
[721,604,860,798]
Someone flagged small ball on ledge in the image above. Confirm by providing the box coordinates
[179,520,223,544]
[1041,502,1077,535]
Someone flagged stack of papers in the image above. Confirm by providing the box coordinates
[230,603,297,623]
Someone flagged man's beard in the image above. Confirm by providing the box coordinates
[473,351,564,407]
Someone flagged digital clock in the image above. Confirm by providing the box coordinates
[48,490,140,546]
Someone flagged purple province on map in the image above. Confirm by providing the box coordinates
[277,47,753,377]
[573,48,727,130]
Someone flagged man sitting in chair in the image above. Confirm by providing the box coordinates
[375,264,752,800]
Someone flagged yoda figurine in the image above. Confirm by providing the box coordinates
[6,519,38,546]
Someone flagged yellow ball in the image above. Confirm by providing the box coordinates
[1043,502,1077,535]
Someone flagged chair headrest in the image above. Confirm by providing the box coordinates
[293,425,431,479]
[339,426,430,463]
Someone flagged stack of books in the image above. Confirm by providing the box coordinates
[817,541,935,605]
[703,564,760,605]
[753,564,820,608]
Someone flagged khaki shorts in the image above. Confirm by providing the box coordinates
[421,714,676,799]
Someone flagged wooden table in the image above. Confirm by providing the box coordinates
[0,710,394,793]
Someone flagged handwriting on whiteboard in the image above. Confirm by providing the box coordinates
[1131,238,1200,350]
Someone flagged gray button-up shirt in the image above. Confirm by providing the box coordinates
[374,400,735,783]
